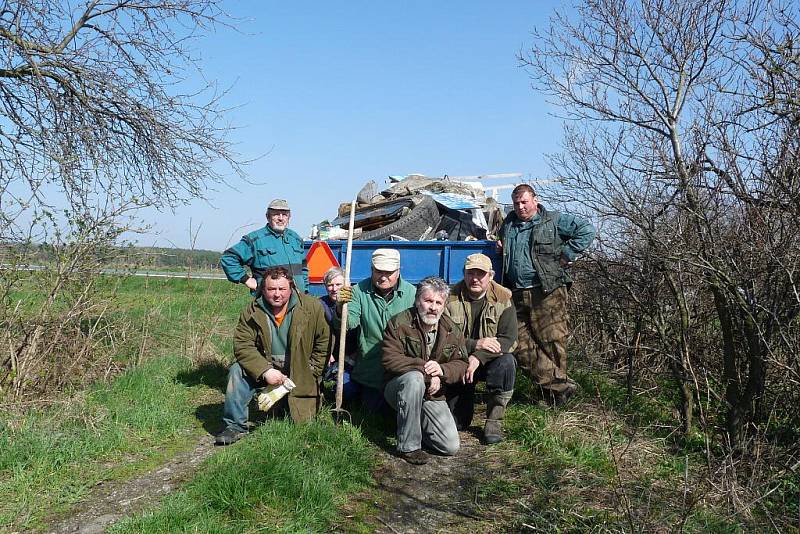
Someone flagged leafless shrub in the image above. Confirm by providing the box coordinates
[0,1,242,400]
[523,0,800,522]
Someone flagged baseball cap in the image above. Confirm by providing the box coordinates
[464,253,493,272]
[371,248,400,271]
[267,199,290,211]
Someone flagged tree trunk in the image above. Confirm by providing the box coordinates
[665,272,694,434]
[626,317,642,403]
[712,282,742,447]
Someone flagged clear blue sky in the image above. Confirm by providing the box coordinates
[138,1,568,251]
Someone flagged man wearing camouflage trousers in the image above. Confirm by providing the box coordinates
[498,184,595,406]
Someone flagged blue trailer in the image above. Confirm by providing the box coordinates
[303,239,501,296]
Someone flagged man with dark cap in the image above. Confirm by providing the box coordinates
[446,253,517,444]
[499,184,595,406]
[221,199,308,293]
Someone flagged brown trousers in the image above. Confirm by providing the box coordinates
[513,286,573,394]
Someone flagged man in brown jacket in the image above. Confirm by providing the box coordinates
[216,266,329,446]
[382,276,469,464]
[446,254,517,444]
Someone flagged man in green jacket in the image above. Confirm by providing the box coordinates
[382,276,469,465]
[220,198,309,294]
[215,266,329,446]
[337,248,416,411]
[499,184,595,406]
[446,253,517,444]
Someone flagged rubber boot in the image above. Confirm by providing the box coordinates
[483,390,513,445]
[554,381,578,407]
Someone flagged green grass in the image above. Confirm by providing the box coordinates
[1,277,248,531]
[506,406,616,478]
[108,276,250,362]
[6,275,249,366]
[0,355,204,531]
[1,277,377,532]
[481,371,747,531]
[506,374,618,478]
[476,477,522,501]
[682,511,745,533]
[572,369,673,424]
[110,419,374,533]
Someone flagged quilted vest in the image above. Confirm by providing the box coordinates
[503,206,571,294]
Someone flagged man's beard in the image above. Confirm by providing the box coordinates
[416,304,443,326]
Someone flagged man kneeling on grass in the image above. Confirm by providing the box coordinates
[381,276,469,464]
[216,266,329,446]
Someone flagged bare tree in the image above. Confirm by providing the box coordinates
[521,0,800,446]
[521,1,800,524]
[0,0,243,398]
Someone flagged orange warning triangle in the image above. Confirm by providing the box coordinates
[306,241,340,283]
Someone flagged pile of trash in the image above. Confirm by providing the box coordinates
[313,174,517,241]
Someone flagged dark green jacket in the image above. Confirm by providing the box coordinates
[381,308,469,401]
[500,205,595,294]
[232,291,329,422]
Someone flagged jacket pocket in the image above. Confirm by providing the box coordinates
[440,344,460,361]
[449,315,467,331]
[534,235,556,255]
[255,248,277,268]
[404,337,423,359]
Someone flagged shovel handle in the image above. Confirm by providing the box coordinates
[335,199,357,411]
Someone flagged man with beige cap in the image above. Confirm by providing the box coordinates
[445,253,517,444]
[221,198,308,294]
[337,248,416,411]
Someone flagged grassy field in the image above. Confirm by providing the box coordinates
[110,420,374,533]
[1,277,795,532]
[493,375,748,532]
[1,277,377,532]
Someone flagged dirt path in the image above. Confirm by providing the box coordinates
[334,407,521,534]
[368,432,504,533]
[45,415,513,533]
[46,436,217,534]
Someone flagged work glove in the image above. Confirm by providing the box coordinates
[337,285,353,304]
[257,379,296,412]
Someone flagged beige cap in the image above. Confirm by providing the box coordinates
[464,253,493,272]
[372,248,400,271]
[267,199,290,211]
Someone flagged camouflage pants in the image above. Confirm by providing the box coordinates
[512,286,573,395]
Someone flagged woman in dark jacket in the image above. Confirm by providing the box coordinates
[319,267,358,399]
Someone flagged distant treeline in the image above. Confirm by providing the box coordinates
[0,243,222,271]
[117,247,222,270]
